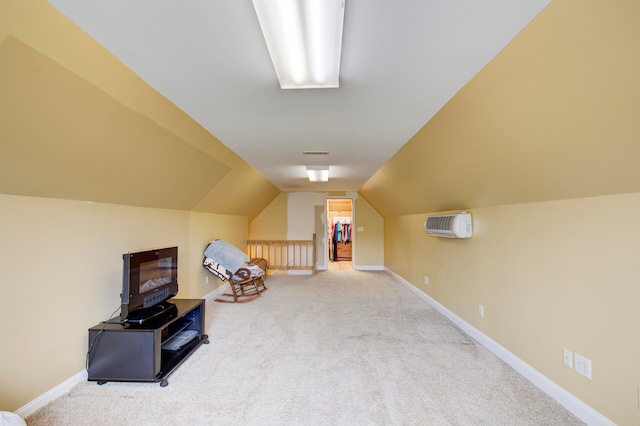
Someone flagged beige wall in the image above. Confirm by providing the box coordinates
[187,212,248,299]
[0,194,247,411]
[4,0,637,422]
[385,193,640,424]
[353,195,384,268]
[0,3,277,409]
[249,192,288,240]
[250,192,385,269]
[359,1,640,423]
[0,2,277,409]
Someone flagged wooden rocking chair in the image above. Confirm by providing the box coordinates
[202,240,268,304]
[218,267,262,303]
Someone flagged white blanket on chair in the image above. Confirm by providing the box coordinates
[203,240,249,273]
[203,258,264,282]
[203,257,231,280]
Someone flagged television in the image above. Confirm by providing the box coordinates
[120,246,179,324]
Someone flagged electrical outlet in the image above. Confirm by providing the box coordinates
[478,304,484,317]
[424,275,429,285]
[574,353,592,379]
[563,349,572,368]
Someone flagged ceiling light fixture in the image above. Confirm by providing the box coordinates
[306,165,330,182]
[252,0,345,89]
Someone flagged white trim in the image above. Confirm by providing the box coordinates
[18,273,612,425]
[325,194,355,267]
[203,282,231,304]
[16,369,87,418]
[384,268,614,426]
[353,265,384,271]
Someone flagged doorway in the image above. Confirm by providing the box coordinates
[327,198,353,270]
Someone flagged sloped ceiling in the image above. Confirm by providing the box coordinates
[45,0,551,192]
[0,0,280,219]
[360,0,640,216]
[0,37,231,211]
[3,0,638,220]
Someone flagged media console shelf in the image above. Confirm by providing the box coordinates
[87,299,208,387]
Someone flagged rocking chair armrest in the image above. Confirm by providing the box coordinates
[230,267,252,283]
[248,257,268,272]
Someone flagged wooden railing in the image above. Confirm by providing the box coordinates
[247,234,316,275]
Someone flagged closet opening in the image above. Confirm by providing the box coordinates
[327,198,353,270]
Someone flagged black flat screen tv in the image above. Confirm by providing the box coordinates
[120,246,179,324]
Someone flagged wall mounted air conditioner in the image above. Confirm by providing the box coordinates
[424,212,472,238]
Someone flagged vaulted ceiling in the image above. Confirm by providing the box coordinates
[4,1,637,219]
[46,0,551,192]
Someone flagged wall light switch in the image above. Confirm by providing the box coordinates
[357,226,364,232]
[478,304,484,317]
[563,349,572,368]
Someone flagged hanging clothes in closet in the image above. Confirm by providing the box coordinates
[343,222,351,243]
[331,220,341,261]
[331,217,352,261]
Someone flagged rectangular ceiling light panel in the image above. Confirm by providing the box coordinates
[306,165,330,182]
[252,0,345,89]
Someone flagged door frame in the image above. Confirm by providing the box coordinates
[325,197,354,268]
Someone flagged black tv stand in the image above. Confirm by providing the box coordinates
[87,299,208,387]
[124,301,177,325]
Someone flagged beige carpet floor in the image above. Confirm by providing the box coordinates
[27,270,583,425]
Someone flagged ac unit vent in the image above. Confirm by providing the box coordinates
[424,212,472,238]
[302,151,329,155]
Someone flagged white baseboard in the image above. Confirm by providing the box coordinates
[203,282,231,303]
[16,369,87,418]
[18,273,612,425]
[353,265,384,271]
[384,268,614,426]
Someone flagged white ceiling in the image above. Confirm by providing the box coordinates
[48,0,551,192]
